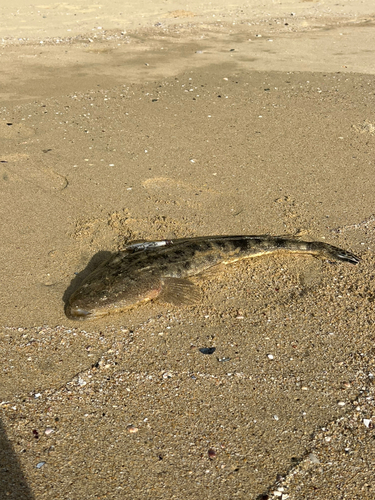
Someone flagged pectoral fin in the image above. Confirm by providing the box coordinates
[158,277,201,305]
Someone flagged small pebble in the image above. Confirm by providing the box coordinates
[127,425,138,433]
[363,418,372,428]
[78,377,86,386]
[267,354,274,360]
[45,428,54,436]
[308,453,320,464]
[36,461,46,469]
[199,347,216,355]
[208,449,216,459]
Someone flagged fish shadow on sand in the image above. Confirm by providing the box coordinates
[62,250,113,311]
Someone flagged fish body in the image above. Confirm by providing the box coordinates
[65,235,359,320]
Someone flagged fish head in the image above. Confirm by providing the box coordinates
[65,287,110,320]
[65,266,162,321]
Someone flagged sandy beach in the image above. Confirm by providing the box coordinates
[1,1,375,498]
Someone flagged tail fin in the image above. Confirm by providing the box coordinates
[317,242,360,265]
[334,251,360,265]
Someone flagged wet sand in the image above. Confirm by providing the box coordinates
[1,1,375,499]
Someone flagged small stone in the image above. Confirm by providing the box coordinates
[267,354,274,360]
[36,461,46,469]
[208,449,216,459]
[308,453,320,464]
[338,401,345,406]
[45,428,54,436]
[363,418,372,428]
[127,425,138,433]
[199,347,216,355]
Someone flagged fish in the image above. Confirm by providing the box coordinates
[65,235,360,320]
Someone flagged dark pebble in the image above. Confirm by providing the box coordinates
[199,347,216,355]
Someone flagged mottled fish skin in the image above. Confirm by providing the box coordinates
[65,235,360,320]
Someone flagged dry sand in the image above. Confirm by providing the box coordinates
[1,1,375,499]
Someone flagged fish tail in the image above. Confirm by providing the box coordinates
[307,241,360,265]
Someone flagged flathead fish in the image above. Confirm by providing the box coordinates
[65,235,359,320]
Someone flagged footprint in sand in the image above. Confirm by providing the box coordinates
[0,153,68,191]
[143,176,217,210]
[143,176,201,191]
[142,176,243,216]
[142,176,218,198]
